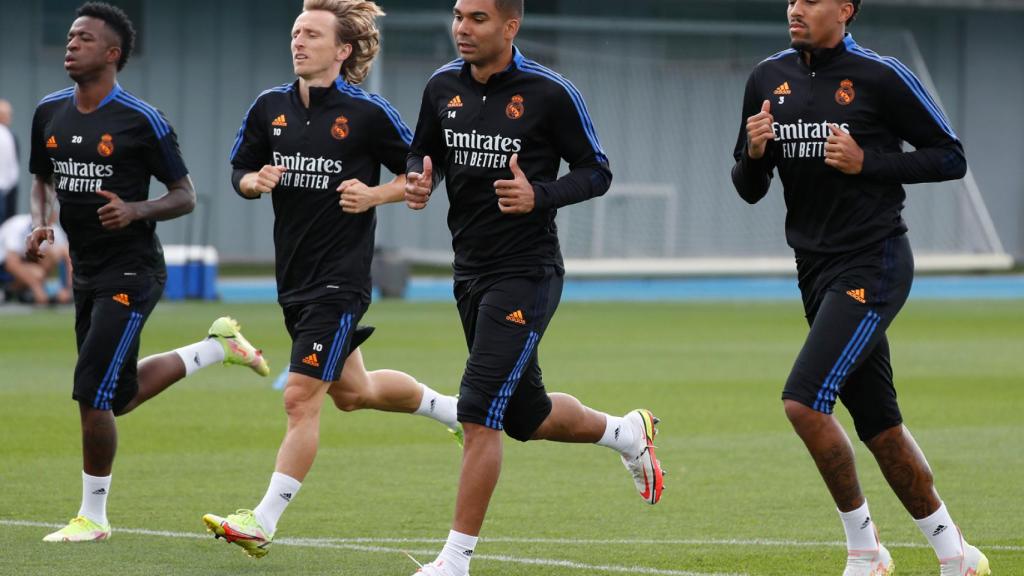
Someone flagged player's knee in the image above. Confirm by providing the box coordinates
[282,385,320,420]
[783,398,805,422]
[783,398,820,427]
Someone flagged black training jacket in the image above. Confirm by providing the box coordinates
[231,77,411,305]
[30,83,188,283]
[732,34,966,256]
[408,46,612,280]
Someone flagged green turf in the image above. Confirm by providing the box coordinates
[0,300,1021,575]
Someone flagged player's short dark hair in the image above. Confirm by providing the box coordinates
[76,2,136,71]
[847,0,861,25]
[495,0,523,19]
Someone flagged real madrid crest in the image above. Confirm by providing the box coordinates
[835,79,856,106]
[505,95,525,120]
[97,133,115,157]
[331,116,350,140]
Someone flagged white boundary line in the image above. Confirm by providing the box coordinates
[1,520,745,576]
[269,536,1024,552]
[5,518,1021,570]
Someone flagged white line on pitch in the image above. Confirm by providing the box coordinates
[5,520,1021,553]
[1,520,745,576]
[267,535,1024,552]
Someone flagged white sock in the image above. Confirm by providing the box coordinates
[839,501,878,552]
[414,384,459,430]
[78,471,111,526]
[915,503,964,561]
[596,414,637,456]
[173,339,225,377]
[436,529,478,575]
[253,472,301,536]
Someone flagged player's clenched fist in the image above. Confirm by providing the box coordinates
[25,227,54,263]
[96,189,138,230]
[746,99,775,160]
[245,165,287,196]
[824,123,864,175]
[405,156,433,210]
[494,154,534,215]
[338,178,375,214]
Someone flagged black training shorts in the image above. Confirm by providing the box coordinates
[784,235,914,441]
[454,267,563,442]
[282,297,372,382]
[73,274,164,413]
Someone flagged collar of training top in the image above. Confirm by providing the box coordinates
[458,44,528,86]
[799,33,857,70]
[286,76,360,107]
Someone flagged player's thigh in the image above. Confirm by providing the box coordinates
[329,347,370,400]
[73,278,163,412]
[284,299,367,383]
[839,335,904,442]
[282,370,332,415]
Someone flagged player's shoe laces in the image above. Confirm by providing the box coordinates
[843,543,894,576]
[620,408,665,505]
[42,515,111,542]
[208,317,270,377]
[412,560,468,576]
[939,531,991,576]
[202,509,273,558]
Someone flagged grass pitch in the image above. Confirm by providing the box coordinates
[1,299,1021,575]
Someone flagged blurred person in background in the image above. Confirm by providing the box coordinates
[0,212,71,304]
[0,99,17,223]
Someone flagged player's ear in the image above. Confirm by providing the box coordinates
[337,42,353,65]
[106,45,121,68]
[504,16,520,40]
[839,1,855,25]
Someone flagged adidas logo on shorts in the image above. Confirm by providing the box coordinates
[846,288,867,304]
[505,310,526,325]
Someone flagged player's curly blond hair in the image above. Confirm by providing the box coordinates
[303,0,384,85]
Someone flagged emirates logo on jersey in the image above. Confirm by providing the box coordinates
[331,116,350,140]
[835,79,856,106]
[505,95,525,120]
[97,134,115,157]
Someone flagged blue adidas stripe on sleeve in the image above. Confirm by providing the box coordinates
[334,79,413,146]
[844,38,957,140]
[230,83,293,162]
[518,60,607,163]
